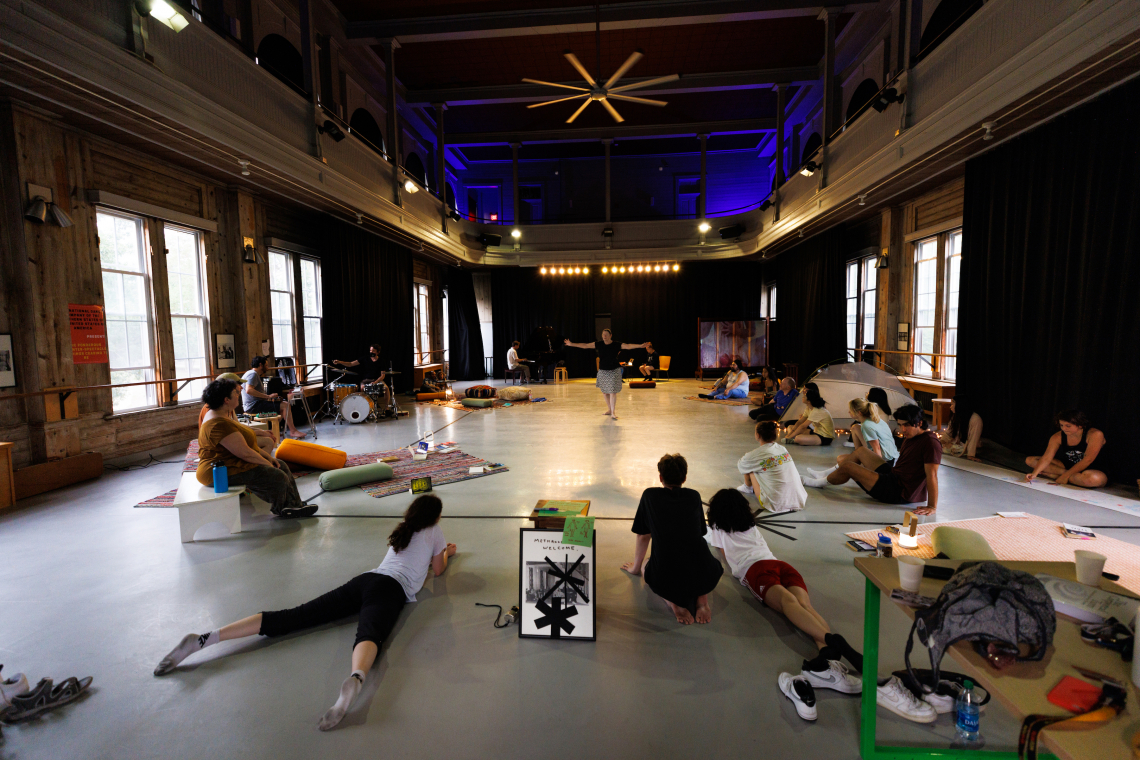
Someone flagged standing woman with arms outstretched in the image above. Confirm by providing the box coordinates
[565,329,650,420]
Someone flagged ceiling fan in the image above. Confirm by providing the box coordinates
[521,6,680,124]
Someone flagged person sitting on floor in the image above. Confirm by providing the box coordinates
[419,370,445,394]
[939,396,983,461]
[756,365,779,397]
[242,355,306,438]
[700,359,750,400]
[638,343,660,380]
[751,377,798,421]
[781,383,836,446]
[197,379,316,519]
[198,373,277,456]
[867,386,893,418]
[154,494,457,731]
[803,404,942,516]
[845,398,898,464]
[704,488,862,721]
[1025,409,1107,488]
[736,421,807,513]
[621,453,724,625]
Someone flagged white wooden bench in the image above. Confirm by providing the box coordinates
[172,472,271,542]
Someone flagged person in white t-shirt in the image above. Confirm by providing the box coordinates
[506,340,531,383]
[705,488,863,720]
[153,494,457,731]
[781,383,836,446]
[736,420,807,513]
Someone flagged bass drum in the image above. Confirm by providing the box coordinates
[340,392,375,423]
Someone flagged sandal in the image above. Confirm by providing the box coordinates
[1081,617,1134,661]
[2,676,92,722]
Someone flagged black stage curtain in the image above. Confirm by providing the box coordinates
[445,268,484,380]
[320,221,414,391]
[770,226,847,377]
[491,268,596,379]
[959,78,1140,482]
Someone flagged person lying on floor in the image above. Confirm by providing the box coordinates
[700,359,750,400]
[198,373,278,456]
[939,396,983,461]
[780,383,835,446]
[621,453,724,625]
[750,377,798,421]
[1024,409,1107,488]
[803,404,942,516]
[845,398,898,464]
[154,494,457,731]
[736,421,807,513]
[197,379,316,519]
[703,488,862,720]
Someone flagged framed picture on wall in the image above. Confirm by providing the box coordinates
[518,528,596,641]
[0,334,15,388]
[216,333,236,369]
[896,323,910,351]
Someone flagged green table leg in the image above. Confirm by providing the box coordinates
[858,576,1050,759]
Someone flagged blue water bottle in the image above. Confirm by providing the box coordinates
[213,464,229,494]
[955,679,981,743]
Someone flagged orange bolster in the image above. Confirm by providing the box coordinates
[274,438,348,470]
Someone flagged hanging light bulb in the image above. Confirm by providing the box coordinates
[540,267,547,274]
[583,267,590,274]
[619,266,626,273]
[673,263,680,271]
[559,267,566,274]
[602,266,608,273]
[654,264,661,272]
[574,266,581,274]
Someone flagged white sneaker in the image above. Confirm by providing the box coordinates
[924,691,956,714]
[0,666,29,708]
[802,660,862,694]
[778,673,817,721]
[736,484,755,495]
[802,476,829,488]
[843,441,855,448]
[876,676,937,723]
[807,466,836,478]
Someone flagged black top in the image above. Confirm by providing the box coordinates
[643,353,660,368]
[355,354,385,381]
[1057,428,1089,468]
[595,339,622,371]
[631,487,724,612]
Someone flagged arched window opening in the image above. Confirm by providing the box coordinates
[349,108,386,157]
[256,34,303,94]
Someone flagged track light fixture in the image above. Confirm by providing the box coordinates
[874,250,890,270]
[800,160,821,177]
[317,120,346,141]
[698,221,711,233]
[511,228,521,239]
[799,229,805,238]
[981,121,996,141]
[759,199,772,212]
[871,88,904,113]
[24,196,47,224]
[137,0,189,32]
[238,159,250,176]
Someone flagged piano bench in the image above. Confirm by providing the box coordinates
[554,367,568,382]
[503,369,526,385]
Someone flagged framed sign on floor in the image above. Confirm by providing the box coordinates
[518,528,596,641]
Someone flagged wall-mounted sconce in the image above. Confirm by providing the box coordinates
[242,236,258,263]
[317,120,346,141]
[799,160,821,177]
[24,184,72,227]
[136,0,189,32]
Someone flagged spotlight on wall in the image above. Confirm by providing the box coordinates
[574,267,581,274]
[511,228,521,239]
[654,264,661,272]
[799,229,805,238]
[800,160,820,177]
[871,88,904,113]
[138,0,189,32]
[637,264,644,273]
[874,248,890,269]
[981,121,997,141]
[404,178,420,194]
[356,212,363,224]
[759,199,772,212]
[476,233,502,247]
[559,267,566,274]
[858,194,868,206]
[449,209,462,222]
[719,223,745,240]
[49,203,73,228]
[317,120,346,141]
[619,266,626,273]
[24,196,47,224]
[697,221,711,233]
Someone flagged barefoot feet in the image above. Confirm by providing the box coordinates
[666,601,695,625]
[694,602,712,624]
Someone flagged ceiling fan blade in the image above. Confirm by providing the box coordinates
[608,93,668,107]
[563,52,597,86]
[566,98,593,124]
[608,73,681,93]
[521,78,590,92]
[602,49,644,90]
[527,94,590,109]
[600,98,625,123]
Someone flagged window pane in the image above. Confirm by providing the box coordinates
[270,252,289,290]
[846,262,858,298]
[862,291,876,348]
[304,317,322,365]
[106,320,129,369]
[770,287,776,320]
[103,272,124,317]
[111,369,155,412]
[300,258,321,316]
[123,273,148,317]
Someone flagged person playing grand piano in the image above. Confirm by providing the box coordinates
[565,329,650,420]
[506,340,531,383]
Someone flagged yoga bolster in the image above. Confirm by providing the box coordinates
[930,526,998,560]
[275,438,348,470]
[497,386,530,401]
[417,392,447,401]
[461,397,494,408]
[629,381,656,388]
[319,462,394,491]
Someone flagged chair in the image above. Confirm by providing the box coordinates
[653,356,672,381]
[503,368,525,385]
[553,367,568,382]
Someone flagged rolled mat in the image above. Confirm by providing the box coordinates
[629,381,656,388]
[417,392,447,401]
[319,462,394,491]
[275,438,348,470]
[462,398,494,408]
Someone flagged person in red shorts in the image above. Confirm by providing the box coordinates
[704,488,864,721]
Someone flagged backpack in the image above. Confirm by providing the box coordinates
[905,562,1056,691]
[465,385,497,399]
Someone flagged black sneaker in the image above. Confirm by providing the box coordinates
[278,504,318,519]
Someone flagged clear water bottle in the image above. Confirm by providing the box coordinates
[955,679,981,743]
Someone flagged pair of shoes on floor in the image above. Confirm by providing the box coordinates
[1,674,92,723]
[780,658,864,722]
[876,676,938,723]
[275,504,319,519]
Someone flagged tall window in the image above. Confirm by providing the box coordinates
[98,211,156,413]
[269,250,295,359]
[761,282,777,322]
[165,225,209,401]
[413,282,431,363]
[911,230,962,378]
[845,256,877,361]
[299,257,322,372]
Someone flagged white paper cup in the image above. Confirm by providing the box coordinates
[897,556,926,593]
[1074,550,1107,586]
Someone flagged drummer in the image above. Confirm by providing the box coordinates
[333,344,391,413]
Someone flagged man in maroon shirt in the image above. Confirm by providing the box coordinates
[803,405,942,515]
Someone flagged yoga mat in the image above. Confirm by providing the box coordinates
[938,455,1140,519]
[846,515,1140,594]
[681,392,764,406]
[426,398,545,411]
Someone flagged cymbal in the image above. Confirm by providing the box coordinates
[325,364,359,376]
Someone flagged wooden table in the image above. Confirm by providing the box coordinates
[932,398,953,431]
[855,557,1139,760]
[529,499,590,530]
[898,375,956,429]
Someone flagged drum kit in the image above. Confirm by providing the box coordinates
[314,364,401,424]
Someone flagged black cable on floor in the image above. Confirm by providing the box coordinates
[475,602,517,628]
[104,454,184,471]
[405,410,474,448]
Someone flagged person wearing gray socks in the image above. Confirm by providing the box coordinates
[153,495,457,731]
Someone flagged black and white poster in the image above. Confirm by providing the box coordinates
[519,529,596,641]
[0,334,15,388]
[216,333,236,369]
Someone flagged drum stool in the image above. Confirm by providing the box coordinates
[554,367,568,382]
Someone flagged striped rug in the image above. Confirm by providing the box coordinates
[682,392,764,406]
[360,448,507,498]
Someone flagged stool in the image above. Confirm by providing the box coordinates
[554,367,568,382]
[503,368,525,385]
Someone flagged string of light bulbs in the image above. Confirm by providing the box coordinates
[539,263,681,275]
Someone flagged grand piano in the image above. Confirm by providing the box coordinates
[521,326,565,384]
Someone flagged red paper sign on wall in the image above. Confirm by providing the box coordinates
[69,304,109,364]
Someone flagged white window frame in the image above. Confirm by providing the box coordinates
[413,281,432,364]
[165,224,210,403]
[846,254,877,361]
[910,229,962,379]
[298,256,322,377]
[98,210,157,413]
[269,249,297,361]
[942,230,962,381]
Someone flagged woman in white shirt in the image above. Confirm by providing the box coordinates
[781,383,836,446]
[153,495,457,731]
[736,420,807,513]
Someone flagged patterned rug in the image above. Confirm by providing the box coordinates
[426,398,543,411]
[359,448,508,498]
[682,392,764,406]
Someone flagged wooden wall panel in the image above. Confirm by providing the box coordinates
[912,177,964,233]
[89,149,203,216]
